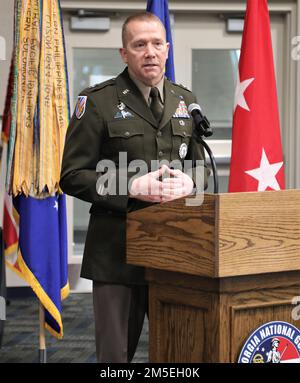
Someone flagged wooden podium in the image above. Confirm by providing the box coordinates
[126,190,300,362]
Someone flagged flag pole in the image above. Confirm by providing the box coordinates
[39,302,47,363]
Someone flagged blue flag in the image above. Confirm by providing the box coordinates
[146,0,175,81]
[13,194,69,338]
[2,0,70,339]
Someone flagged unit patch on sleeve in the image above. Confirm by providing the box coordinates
[75,96,87,119]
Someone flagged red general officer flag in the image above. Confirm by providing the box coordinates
[228,0,285,192]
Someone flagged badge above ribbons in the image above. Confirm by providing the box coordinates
[75,96,87,119]
[114,102,135,119]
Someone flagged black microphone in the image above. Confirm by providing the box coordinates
[188,103,213,137]
[188,103,218,193]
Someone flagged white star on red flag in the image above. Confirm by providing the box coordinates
[229,0,285,192]
[245,149,283,191]
[234,72,255,113]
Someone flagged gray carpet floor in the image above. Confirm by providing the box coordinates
[0,293,148,363]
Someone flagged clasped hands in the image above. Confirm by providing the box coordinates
[129,164,194,203]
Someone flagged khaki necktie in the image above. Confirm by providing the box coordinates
[150,87,163,123]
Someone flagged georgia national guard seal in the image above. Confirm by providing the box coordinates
[238,321,300,363]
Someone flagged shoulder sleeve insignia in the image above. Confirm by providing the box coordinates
[75,95,87,119]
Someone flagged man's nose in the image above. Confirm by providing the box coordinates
[145,43,156,57]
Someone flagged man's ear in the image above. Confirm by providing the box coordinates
[119,47,128,64]
[166,42,170,59]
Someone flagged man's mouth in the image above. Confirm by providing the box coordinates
[143,63,158,68]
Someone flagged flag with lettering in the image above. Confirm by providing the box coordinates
[228,0,285,192]
[146,0,175,81]
[1,57,19,267]
[1,0,70,338]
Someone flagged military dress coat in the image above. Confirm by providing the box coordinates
[60,67,209,285]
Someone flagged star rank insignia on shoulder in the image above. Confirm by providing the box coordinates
[87,78,116,92]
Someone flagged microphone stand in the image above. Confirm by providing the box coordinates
[192,117,219,194]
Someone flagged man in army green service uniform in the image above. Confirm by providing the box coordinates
[60,12,209,363]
